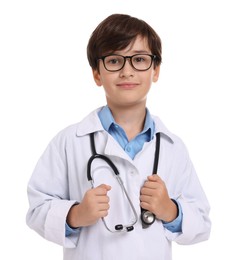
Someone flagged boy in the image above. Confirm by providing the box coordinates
[26,14,211,260]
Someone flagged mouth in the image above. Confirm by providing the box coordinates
[116,82,139,89]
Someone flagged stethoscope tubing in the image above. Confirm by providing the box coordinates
[87,132,161,231]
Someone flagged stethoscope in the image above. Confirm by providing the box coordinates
[87,132,160,232]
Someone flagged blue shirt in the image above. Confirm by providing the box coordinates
[66,106,182,235]
[98,105,155,159]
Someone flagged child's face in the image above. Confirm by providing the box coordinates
[92,36,160,109]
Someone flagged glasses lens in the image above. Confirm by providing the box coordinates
[131,54,153,71]
[104,55,124,71]
[103,54,154,71]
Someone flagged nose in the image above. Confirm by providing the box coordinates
[119,58,134,77]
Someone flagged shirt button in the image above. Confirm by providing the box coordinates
[126,146,131,152]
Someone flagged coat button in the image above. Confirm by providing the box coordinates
[130,170,135,175]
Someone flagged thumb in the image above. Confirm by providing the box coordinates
[98,183,112,191]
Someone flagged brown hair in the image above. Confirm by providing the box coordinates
[87,14,162,70]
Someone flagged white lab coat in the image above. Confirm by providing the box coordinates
[26,107,211,260]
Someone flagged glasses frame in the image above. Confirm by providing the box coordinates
[98,54,157,72]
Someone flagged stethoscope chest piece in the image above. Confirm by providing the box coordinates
[141,209,156,228]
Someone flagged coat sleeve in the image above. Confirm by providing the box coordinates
[26,133,79,248]
[164,140,211,244]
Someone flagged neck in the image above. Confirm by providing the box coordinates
[107,103,147,141]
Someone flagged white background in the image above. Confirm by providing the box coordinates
[0,0,239,259]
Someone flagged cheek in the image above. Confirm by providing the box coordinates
[142,71,156,85]
[101,72,118,87]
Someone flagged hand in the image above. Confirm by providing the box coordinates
[140,175,177,222]
[67,184,111,228]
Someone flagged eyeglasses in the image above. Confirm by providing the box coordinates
[98,54,157,72]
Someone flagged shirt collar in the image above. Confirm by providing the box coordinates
[98,105,155,140]
[98,106,115,132]
[76,107,174,144]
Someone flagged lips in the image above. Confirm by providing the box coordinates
[116,82,139,89]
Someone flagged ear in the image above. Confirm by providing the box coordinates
[152,65,160,83]
[92,69,102,86]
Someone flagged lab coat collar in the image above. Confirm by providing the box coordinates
[76,108,104,136]
[76,107,175,144]
[153,115,175,143]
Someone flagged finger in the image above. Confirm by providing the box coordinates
[140,201,152,212]
[140,186,162,200]
[97,195,110,204]
[142,181,160,190]
[95,184,112,195]
[147,174,163,182]
[99,209,109,218]
[141,187,155,196]
[98,202,110,211]
[140,194,153,203]
[98,184,112,191]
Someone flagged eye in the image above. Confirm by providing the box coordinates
[133,55,146,63]
[108,58,118,64]
[105,56,122,65]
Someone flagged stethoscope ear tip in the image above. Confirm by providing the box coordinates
[114,225,134,232]
[126,226,134,232]
[115,224,124,231]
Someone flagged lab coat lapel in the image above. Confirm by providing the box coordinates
[104,133,133,163]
